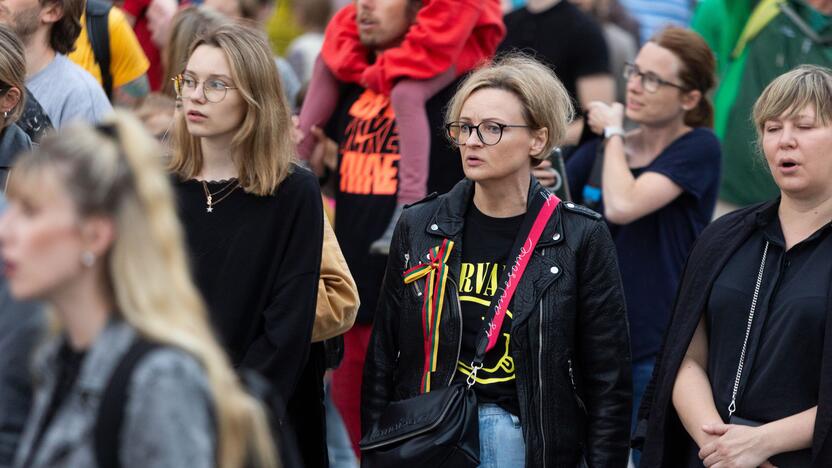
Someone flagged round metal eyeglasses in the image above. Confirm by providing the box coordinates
[172,74,238,103]
[622,63,687,93]
[445,121,530,146]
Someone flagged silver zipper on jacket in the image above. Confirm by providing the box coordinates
[568,358,587,413]
[538,299,547,467]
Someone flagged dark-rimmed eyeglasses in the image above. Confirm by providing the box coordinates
[445,121,530,146]
[172,73,238,103]
[623,63,687,93]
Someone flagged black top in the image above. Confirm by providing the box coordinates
[637,200,832,467]
[499,1,610,106]
[327,82,464,324]
[707,210,830,423]
[173,166,324,404]
[454,203,524,416]
[567,130,721,360]
[27,344,86,465]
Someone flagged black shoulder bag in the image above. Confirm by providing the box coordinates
[359,189,560,467]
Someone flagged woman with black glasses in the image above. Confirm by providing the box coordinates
[565,26,720,464]
[362,55,631,467]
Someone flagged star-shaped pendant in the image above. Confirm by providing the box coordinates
[207,206,213,213]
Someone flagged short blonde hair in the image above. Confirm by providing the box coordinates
[753,65,832,138]
[445,54,574,162]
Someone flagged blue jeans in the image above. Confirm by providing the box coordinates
[631,356,656,468]
[325,381,358,468]
[478,403,525,468]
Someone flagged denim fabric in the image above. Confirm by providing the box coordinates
[325,382,358,468]
[630,356,655,467]
[478,403,525,468]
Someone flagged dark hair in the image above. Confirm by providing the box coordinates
[650,27,716,128]
[43,0,83,54]
[295,0,331,31]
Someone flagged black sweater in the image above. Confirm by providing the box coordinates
[174,166,323,404]
[637,200,832,466]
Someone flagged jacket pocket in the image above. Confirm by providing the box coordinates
[567,358,587,416]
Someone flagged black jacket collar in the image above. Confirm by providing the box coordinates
[425,177,564,247]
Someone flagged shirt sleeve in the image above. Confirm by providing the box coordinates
[240,170,323,404]
[109,8,150,87]
[645,129,722,200]
[572,17,611,77]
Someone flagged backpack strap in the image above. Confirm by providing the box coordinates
[85,0,113,100]
[94,337,161,468]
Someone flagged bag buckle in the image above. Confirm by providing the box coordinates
[467,362,482,389]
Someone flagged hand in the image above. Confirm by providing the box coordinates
[309,126,338,177]
[586,101,624,135]
[147,0,178,48]
[290,115,303,145]
[532,159,558,188]
[698,423,777,468]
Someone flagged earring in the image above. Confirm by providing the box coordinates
[2,111,7,119]
[81,251,96,267]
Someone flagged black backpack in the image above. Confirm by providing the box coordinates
[85,0,113,100]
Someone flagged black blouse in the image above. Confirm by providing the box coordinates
[704,209,832,463]
[173,166,324,404]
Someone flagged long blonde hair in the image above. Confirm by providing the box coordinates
[7,111,278,468]
[170,22,295,196]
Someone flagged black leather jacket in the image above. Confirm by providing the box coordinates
[362,178,632,467]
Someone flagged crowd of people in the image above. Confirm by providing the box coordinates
[0,0,830,467]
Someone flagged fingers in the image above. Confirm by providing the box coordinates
[760,461,778,468]
[699,440,718,461]
[531,164,556,187]
[310,125,326,140]
[702,423,731,435]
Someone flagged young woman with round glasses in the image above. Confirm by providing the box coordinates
[565,26,720,465]
[170,21,324,452]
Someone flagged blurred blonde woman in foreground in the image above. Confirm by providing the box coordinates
[0,112,277,468]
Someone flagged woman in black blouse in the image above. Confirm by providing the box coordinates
[638,65,832,467]
[169,22,324,461]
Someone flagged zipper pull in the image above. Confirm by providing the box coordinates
[568,359,576,388]
[404,253,410,269]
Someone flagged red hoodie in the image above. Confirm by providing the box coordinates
[321,0,506,95]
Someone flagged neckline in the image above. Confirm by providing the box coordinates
[191,177,238,185]
[626,127,700,170]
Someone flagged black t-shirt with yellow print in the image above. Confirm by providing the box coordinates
[454,203,524,416]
